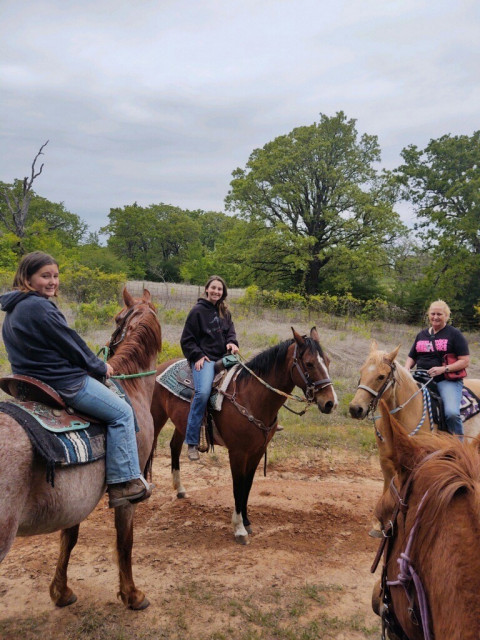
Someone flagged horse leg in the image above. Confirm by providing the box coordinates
[114,504,149,610]
[229,452,250,545]
[49,525,80,607]
[170,428,186,499]
[241,452,264,535]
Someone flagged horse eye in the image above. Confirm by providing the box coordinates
[378,375,386,381]
[306,361,314,368]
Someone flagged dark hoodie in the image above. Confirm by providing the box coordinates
[180,298,238,363]
[0,290,107,391]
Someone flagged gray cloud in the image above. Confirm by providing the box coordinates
[1,0,479,232]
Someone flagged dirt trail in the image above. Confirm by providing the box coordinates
[0,442,383,639]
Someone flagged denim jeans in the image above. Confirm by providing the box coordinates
[185,360,215,446]
[437,379,464,437]
[69,376,141,484]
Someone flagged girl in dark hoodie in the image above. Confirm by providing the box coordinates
[0,251,152,507]
[180,275,239,460]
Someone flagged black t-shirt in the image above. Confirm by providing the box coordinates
[408,324,469,381]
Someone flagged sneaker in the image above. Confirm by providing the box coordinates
[108,476,153,508]
[187,445,200,461]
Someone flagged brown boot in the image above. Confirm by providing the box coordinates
[108,477,153,508]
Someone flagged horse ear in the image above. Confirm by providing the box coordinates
[379,400,418,474]
[310,326,320,342]
[142,288,151,302]
[123,288,135,308]
[370,339,378,352]
[385,344,401,363]
[292,327,305,346]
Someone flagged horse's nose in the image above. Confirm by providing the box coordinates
[349,404,365,419]
[322,400,334,414]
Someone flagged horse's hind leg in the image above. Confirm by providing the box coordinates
[170,428,186,498]
[50,525,80,607]
[115,504,149,610]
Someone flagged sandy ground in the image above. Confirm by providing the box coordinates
[0,434,384,640]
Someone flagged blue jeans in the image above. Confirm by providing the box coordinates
[185,360,215,446]
[437,379,464,437]
[69,376,141,484]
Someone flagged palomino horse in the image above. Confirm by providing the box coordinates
[371,404,480,640]
[0,288,162,609]
[151,328,337,544]
[349,341,480,494]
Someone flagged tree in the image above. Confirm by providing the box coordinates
[0,141,49,242]
[396,131,480,324]
[225,112,403,294]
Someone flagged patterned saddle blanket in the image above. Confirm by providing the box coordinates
[412,371,480,429]
[0,375,133,484]
[156,359,240,412]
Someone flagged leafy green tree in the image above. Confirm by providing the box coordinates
[225,111,404,294]
[101,203,201,280]
[396,131,480,325]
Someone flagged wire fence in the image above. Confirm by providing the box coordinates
[127,281,246,311]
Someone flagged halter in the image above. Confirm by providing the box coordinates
[291,342,333,402]
[102,304,159,379]
[371,452,440,640]
[356,358,397,415]
[356,362,435,440]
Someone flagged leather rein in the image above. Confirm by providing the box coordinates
[371,452,439,640]
[220,341,333,435]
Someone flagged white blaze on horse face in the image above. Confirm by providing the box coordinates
[367,364,377,372]
[317,354,338,407]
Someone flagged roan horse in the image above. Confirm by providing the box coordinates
[151,327,337,544]
[349,341,480,494]
[0,288,162,609]
[371,404,480,640]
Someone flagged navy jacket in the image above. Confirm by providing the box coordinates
[0,290,107,391]
[180,298,238,364]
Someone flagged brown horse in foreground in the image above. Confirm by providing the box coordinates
[372,404,480,640]
[0,289,162,609]
[349,341,480,494]
[151,328,337,544]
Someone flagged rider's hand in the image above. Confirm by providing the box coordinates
[427,366,445,378]
[194,356,210,371]
[226,343,239,355]
[105,363,114,379]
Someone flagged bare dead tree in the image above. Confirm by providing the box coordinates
[0,140,49,241]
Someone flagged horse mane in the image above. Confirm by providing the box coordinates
[108,308,162,386]
[237,337,325,383]
[409,437,480,552]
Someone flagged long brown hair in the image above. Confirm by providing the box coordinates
[13,251,59,294]
[204,275,229,318]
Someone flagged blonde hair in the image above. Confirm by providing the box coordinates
[428,299,451,322]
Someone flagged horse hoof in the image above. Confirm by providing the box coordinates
[130,597,150,611]
[177,491,186,499]
[235,535,249,545]
[55,592,78,607]
[245,525,253,535]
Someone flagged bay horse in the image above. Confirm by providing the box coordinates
[0,288,162,609]
[349,341,480,494]
[371,404,480,640]
[151,327,337,544]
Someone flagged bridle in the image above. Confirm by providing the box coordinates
[356,358,397,416]
[107,305,157,356]
[371,453,439,640]
[291,342,333,402]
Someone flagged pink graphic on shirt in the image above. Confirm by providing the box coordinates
[416,339,448,353]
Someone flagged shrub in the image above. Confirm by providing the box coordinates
[61,265,125,303]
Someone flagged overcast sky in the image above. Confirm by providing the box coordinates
[1,0,479,234]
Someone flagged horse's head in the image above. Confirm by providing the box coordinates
[290,327,338,414]
[349,340,400,420]
[108,288,162,371]
[372,404,480,639]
